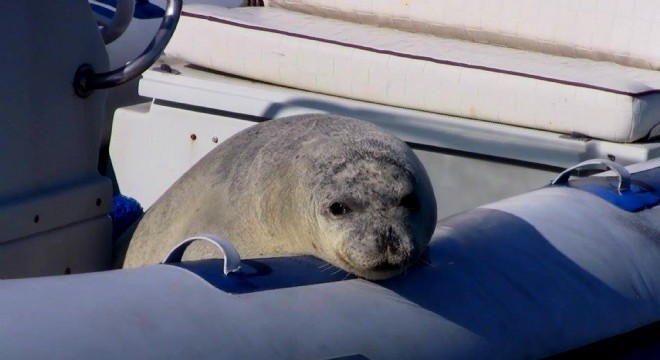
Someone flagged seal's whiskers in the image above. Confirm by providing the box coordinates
[342,272,353,281]
[320,264,337,273]
[329,268,344,277]
[416,257,433,267]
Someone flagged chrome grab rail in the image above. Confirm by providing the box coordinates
[74,0,182,98]
[93,0,136,44]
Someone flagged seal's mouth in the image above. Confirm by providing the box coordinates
[360,262,412,280]
[329,232,427,280]
[347,255,417,280]
[330,252,408,280]
[371,260,404,272]
[358,243,429,280]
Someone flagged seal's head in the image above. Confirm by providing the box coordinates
[298,117,437,280]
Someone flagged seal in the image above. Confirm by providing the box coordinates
[114,114,437,280]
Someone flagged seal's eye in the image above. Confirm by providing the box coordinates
[329,202,350,216]
[399,192,420,212]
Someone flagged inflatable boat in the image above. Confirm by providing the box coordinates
[2,1,660,358]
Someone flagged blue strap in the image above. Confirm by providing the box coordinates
[550,160,660,212]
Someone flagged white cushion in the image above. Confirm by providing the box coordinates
[264,0,660,71]
[167,5,660,142]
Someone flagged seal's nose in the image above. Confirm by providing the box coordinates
[377,226,401,253]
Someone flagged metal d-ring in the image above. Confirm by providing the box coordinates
[551,159,631,192]
[162,234,242,275]
[74,0,182,98]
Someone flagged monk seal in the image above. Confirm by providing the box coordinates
[114,114,437,280]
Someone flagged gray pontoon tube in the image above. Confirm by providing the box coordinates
[1,159,659,359]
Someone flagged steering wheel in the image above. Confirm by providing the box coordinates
[91,0,136,44]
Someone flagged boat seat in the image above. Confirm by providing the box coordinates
[165,4,660,143]
[263,0,660,71]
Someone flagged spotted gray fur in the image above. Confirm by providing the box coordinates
[114,114,437,280]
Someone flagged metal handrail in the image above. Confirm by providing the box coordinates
[94,0,136,44]
[74,0,182,98]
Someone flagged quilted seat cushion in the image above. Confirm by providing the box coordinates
[264,0,660,71]
[166,5,660,142]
